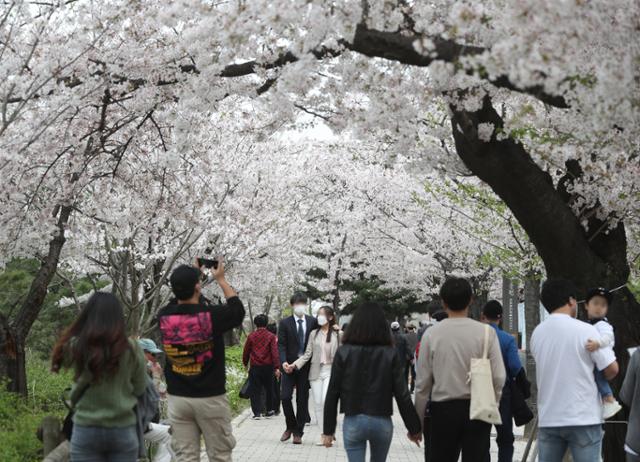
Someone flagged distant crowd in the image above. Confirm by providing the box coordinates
[45,259,640,462]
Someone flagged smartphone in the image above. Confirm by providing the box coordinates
[197,257,219,269]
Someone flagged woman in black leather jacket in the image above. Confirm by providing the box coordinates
[322,302,422,461]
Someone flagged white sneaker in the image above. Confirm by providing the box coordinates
[603,400,622,419]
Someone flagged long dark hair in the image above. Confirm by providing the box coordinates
[315,306,336,343]
[51,292,131,383]
[342,302,392,346]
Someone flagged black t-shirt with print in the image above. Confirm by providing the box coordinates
[157,296,245,398]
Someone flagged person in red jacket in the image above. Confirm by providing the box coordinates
[243,314,281,419]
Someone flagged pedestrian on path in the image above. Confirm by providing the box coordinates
[243,314,281,419]
[323,302,422,461]
[414,278,506,462]
[51,292,148,462]
[158,259,245,462]
[621,348,640,461]
[405,324,418,393]
[415,310,448,462]
[531,279,618,462]
[391,322,411,388]
[278,292,318,444]
[266,322,281,415]
[481,301,528,462]
[289,306,342,445]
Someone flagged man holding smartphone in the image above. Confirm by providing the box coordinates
[157,258,245,462]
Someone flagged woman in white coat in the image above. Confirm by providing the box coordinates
[289,306,341,445]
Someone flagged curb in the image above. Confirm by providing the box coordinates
[232,407,252,428]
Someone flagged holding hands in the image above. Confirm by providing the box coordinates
[282,362,296,374]
[407,432,422,447]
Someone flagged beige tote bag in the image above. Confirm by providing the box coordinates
[469,324,502,425]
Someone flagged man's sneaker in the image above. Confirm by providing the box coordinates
[252,415,261,420]
[603,400,622,419]
[265,411,276,418]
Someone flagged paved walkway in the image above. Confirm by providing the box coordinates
[220,399,531,462]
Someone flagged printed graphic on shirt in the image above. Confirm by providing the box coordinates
[160,312,213,376]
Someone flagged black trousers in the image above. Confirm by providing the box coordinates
[409,363,417,392]
[430,399,491,462]
[484,388,514,462]
[249,365,276,417]
[281,368,310,436]
[272,373,281,414]
[423,410,432,462]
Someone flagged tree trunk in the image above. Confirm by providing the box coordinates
[0,205,71,395]
[469,283,488,320]
[450,96,640,461]
[502,276,511,310]
[524,275,541,437]
[509,281,520,341]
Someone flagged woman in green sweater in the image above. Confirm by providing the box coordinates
[52,292,147,462]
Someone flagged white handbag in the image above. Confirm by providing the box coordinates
[469,324,502,425]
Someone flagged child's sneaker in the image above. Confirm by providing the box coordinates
[603,400,622,419]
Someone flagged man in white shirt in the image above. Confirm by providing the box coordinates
[531,279,619,462]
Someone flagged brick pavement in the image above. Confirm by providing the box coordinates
[212,397,531,462]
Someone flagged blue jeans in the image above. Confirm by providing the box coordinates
[70,424,138,462]
[538,425,603,462]
[594,367,613,398]
[343,414,393,462]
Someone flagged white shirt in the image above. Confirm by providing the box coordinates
[531,313,616,427]
[593,319,615,348]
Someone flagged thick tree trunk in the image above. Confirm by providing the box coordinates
[450,96,640,461]
[0,205,71,395]
[469,281,488,320]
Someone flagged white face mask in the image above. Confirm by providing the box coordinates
[317,314,328,326]
[293,305,307,317]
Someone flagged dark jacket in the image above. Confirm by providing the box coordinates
[323,344,421,436]
[405,331,418,356]
[621,349,640,454]
[392,331,411,362]
[157,296,245,398]
[277,315,318,366]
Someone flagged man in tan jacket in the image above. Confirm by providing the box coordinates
[414,278,505,462]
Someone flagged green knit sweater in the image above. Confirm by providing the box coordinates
[70,339,147,428]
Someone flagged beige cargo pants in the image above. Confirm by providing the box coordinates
[168,393,236,462]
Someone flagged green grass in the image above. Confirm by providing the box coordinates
[0,353,72,462]
[225,344,250,416]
